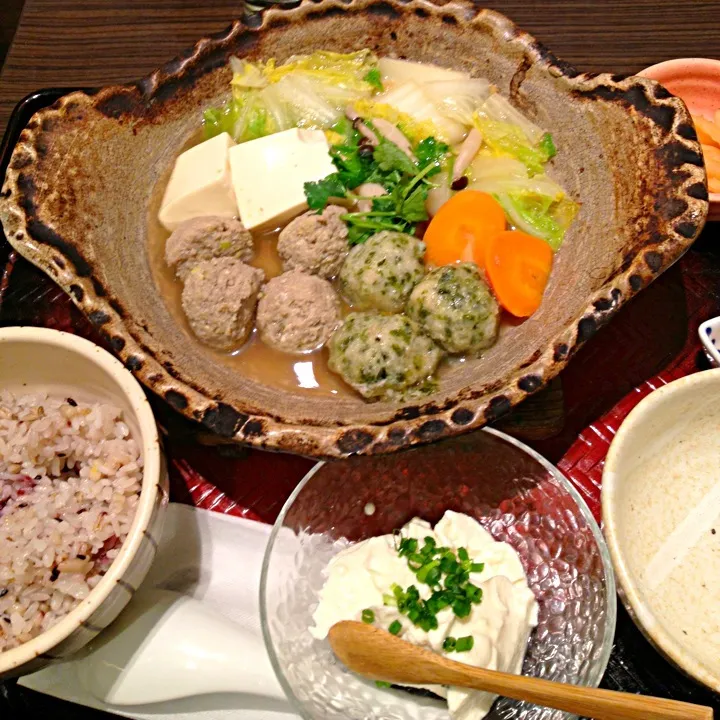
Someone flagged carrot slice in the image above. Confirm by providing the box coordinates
[702,143,720,163]
[485,230,553,318]
[704,153,720,179]
[693,114,720,147]
[423,190,506,269]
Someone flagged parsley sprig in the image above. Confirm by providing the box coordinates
[304,118,448,245]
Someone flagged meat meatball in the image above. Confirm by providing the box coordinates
[165,216,254,280]
[407,263,499,354]
[182,257,264,351]
[277,205,349,279]
[256,271,341,354]
[339,231,426,313]
[328,312,442,400]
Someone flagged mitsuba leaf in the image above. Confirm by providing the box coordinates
[373,138,417,175]
[304,173,347,211]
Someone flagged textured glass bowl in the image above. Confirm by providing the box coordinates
[260,429,616,720]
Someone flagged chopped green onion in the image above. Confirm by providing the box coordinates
[398,537,418,557]
[455,635,474,653]
[439,554,457,574]
[382,593,397,607]
[465,583,482,603]
[425,566,442,587]
[375,680,392,689]
[362,608,375,624]
[416,560,440,584]
[423,536,436,549]
[452,597,471,619]
[457,547,469,562]
[470,562,485,574]
[388,620,402,635]
[443,636,457,652]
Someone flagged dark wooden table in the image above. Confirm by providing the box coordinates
[4,0,720,130]
[2,1,720,719]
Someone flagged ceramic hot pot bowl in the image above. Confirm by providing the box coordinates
[0,0,708,458]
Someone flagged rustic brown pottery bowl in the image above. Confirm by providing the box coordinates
[0,0,708,458]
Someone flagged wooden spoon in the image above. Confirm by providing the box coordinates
[328,621,714,720]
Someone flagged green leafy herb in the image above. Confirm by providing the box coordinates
[303,122,448,245]
[304,173,347,211]
[373,137,417,175]
[416,137,449,176]
[364,68,384,91]
[400,184,430,222]
[361,608,375,624]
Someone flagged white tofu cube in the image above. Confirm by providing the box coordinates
[228,128,335,231]
[159,132,238,232]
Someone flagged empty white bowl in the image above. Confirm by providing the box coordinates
[0,327,168,678]
[602,369,720,691]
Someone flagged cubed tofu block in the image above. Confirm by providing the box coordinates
[159,132,238,232]
[229,128,335,231]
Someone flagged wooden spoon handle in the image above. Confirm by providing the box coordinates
[328,622,714,720]
[443,663,713,720]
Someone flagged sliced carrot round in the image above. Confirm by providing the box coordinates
[485,230,554,317]
[423,190,506,269]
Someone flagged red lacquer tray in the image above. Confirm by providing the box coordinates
[2,89,720,716]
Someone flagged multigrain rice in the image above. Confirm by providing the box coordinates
[0,391,142,652]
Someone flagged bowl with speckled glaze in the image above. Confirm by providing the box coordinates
[0,0,708,458]
[639,57,720,221]
[261,429,616,719]
[603,369,720,692]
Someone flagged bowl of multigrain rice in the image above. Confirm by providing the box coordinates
[0,327,167,678]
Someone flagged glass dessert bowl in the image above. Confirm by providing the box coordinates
[260,429,616,719]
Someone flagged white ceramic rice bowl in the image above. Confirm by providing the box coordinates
[0,327,167,678]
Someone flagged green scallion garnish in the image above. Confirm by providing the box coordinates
[388,620,402,635]
[375,680,392,689]
[455,635,474,652]
[361,608,375,624]
[443,636,457,652]
[388,531,487,635]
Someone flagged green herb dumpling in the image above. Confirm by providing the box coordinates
[406,263,499,355]
[339,231,426,312]
[328,311,442,400]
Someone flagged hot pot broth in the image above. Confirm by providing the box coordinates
[150,53,577,401]
[149,178,353,397]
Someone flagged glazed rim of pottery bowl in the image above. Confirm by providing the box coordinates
[0,0,708,459]
[259,427,618,717]
[602,369,720,692]
[0,327,163,675]
[639,57,720,203]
